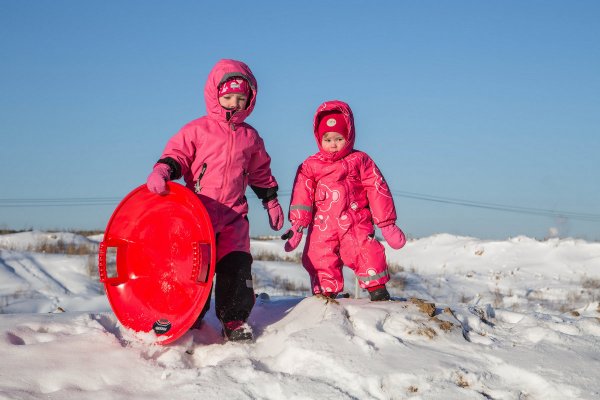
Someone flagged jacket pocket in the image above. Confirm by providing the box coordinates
[194,163,208,193]
[234,170,250,206]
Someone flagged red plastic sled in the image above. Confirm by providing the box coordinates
[98,182,216,344]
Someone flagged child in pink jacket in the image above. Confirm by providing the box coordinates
[283,100,406,301]
[146,59,283,341]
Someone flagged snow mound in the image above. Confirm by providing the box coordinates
[2,296,599,399]
[1,232,599,399]
[0,230,99,251]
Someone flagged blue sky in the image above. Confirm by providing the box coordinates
[1,0,599,240]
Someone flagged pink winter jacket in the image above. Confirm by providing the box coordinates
[156,59,278,228]
[289,100,397,232]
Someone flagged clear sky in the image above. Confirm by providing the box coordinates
[1,0,599,240]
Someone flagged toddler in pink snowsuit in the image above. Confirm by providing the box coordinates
[146,59,283,341]
[283,100,406,301]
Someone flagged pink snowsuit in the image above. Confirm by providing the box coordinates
[156,59,278,260]
[289,100,397,295]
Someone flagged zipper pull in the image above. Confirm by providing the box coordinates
[194,163,207,193]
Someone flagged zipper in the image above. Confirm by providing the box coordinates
[341,158,359,248]
[341,158,352,214]
[242,169,249,194]
[194,163,208,193]
[220,125,234,203]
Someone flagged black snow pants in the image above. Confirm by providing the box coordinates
[194,251,255,325]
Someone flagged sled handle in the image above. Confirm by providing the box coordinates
[98,242,109,281]
[191,242,212,283]
[98,240,129,285]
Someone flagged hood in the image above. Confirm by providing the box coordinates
[313,100,355,161]
[204,59,258,124]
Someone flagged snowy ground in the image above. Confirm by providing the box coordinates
[1,231,599,399]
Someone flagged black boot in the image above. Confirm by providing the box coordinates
[368,285,391,301]
[221,320,253,342]
[215,252,256,340]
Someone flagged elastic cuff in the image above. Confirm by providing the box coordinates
[252,185,278,202]
[377,220,396,228]
[157,157,182,180]
[262,198,279,209]
[367,284,386,292]
[291,219,310,229]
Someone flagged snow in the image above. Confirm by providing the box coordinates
[1,231,599,399]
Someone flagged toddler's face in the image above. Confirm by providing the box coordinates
[219,93,248,111]
[321,132,347,153]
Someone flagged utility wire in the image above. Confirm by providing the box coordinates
[0,191,599,222]
[392,190,600,222]
[0,197,121,207]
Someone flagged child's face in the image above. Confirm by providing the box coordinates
[321,132,347,153]
[219,93,248,111]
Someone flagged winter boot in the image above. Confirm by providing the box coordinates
[221,320,253,342]
[368,285,391,301]
[314,292,339,304]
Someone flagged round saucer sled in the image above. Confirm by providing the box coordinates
[98,182,216,344]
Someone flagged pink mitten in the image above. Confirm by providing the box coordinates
[282,224,304,252]
[381,225,406,249]
[263,199,284,231]
[146,163,171,195]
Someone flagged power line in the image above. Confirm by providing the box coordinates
[0,197,121,207]
[391,190,600,222]
[0,191,599,222]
